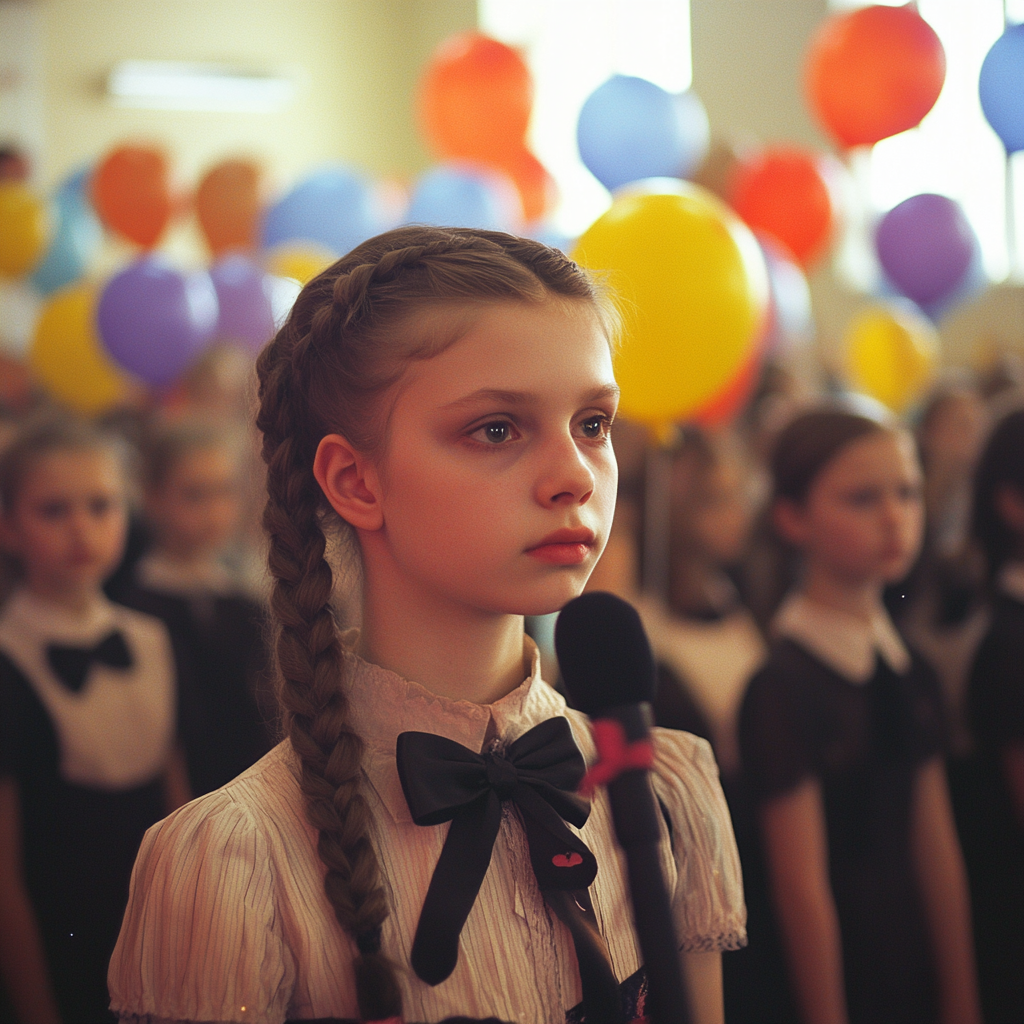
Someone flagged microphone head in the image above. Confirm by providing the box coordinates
[555,591,656,714]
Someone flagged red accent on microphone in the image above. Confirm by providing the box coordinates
[579,719,655,796]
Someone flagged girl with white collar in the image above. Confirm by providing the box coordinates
[0,419,185,1024]
[739,409,980,1024]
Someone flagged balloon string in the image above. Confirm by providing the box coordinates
[643,440,673,605]
[1006,152,1017,280]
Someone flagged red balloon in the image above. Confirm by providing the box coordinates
[195,159,262,256]
[503,147,557,224]
[691,333,765,429]
[729,147,835,268]
[805,5,945,149]
[418,32,533,165]
[92,145,172,248]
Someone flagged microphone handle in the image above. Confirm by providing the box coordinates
[605,766,690,1024]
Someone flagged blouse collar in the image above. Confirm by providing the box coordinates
[0,587,119,645]
[336,635,571,824]
[772,592,911,684]
[998,561,1024,603]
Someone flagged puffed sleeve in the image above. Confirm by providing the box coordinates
[650,727,747,952]
[108,789,294,1024]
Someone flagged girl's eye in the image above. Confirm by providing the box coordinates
[579,415,611,440]
[89,496,113,517]
[472,420,519,445]
[846,488,879,508]
[38,501,69,521]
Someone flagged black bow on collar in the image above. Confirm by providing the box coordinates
[397,716,598,983]
[46,630,133,693]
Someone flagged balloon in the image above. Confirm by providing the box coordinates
[31,167,103,295]
[980,24,1024,154]
[0,183,50,277]
[759,234,814,356]
[91,145,173,248]
[0,279,42,355]
[572,180,769,428]
[844,303,939,413]
[262,166,380,257]
[97,257,218,386]
[196,159,262,255]
[875,194,976,308]
[29,283,131,414]
[406,163,523,232]
[418,32,532,165]
[805,5,945,149]
[691,341,764,429]
[729,147,836,268]
[577,76,710,192]
[210,255,299,354]
[264,244,335,285]
[504,147,557,224]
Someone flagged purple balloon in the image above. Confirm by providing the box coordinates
[211,255,277,353]
[875,194,976,307]
[97,257,218,386]
[759,234,813,356]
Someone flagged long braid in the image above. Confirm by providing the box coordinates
[255,226,608,1019]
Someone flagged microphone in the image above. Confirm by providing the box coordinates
[555,591,690,1024]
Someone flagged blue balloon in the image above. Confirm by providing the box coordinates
[405,164,521,232]
[261,166,381,256]
[980,24,1024,153]
[31,167,102,295]
[577,75,710,192]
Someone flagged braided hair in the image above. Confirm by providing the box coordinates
[254,226,607,1018]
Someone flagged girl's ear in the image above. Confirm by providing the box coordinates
[313,434,384,532]
[772,497,808,548]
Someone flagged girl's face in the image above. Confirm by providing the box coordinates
[367,298,619,617]
[778,430,924,587]
[1,449,128,598]
[147,446,240,560]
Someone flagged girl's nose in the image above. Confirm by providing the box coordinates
[535,433,595,508]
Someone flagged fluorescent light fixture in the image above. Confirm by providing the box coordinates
[106,60,298,112]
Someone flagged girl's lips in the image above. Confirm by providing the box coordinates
[526,528,596,565]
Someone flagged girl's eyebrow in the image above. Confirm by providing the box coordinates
[442,383,620,411]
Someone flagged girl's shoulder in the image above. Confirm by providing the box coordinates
[109,741,307,1024]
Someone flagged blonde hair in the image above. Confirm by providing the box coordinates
[254,225,608,1017]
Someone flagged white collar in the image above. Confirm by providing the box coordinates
[136,551,237,597]
[0,587,119,645]
[998,561,1024,603]
[772,592,911,684]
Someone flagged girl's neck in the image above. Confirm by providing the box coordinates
[22,575,102,616]
[800,561,885,623]
[358,575,528,706]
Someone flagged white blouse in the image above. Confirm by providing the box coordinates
[109,641,745,1024]
[0,588,175,789]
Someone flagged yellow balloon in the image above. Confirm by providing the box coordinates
[0,183,50,278]
[572,180,769,428]
[845,304,939,413]
[264,243,336,285]
[29,284,132,415]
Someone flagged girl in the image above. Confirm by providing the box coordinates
[0,418,185,1024]
[960,408,1024,1024]
[739,409,980,1024]
[110,421,274,798]
[108,227,745,1024]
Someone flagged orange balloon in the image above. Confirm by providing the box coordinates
[729,147,835,268]
[502,148,556,224]
[92,145,172,248]
[805,5,946,149]
[418,32,533,165]
[195,159,262,256]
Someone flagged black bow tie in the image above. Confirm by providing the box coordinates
[46,630,133,693]
[397,717,627,1023]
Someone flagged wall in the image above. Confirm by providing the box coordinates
[26,0,474,189]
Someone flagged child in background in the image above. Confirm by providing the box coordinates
[961,408,1024,1024]
[0,419,185,1024]
[109,227,745,1024]
[740,409,980,1024]
[110,422,274,798]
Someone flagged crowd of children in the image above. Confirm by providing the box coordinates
[0,224,1020,1024]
